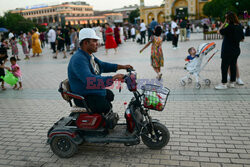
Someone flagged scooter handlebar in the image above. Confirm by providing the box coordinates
[123,68,136,80]
[126,68,135,73]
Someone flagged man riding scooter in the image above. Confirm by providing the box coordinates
[68,28,133,114]
[48,28,170,158]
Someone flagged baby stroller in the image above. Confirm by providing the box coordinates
[180,42,218,89]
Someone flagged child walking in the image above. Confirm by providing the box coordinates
[20,32,30,60]
[6,57,22,90]
[10,36,20,61]
[140,26,164,80]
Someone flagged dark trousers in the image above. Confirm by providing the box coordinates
[74,89,114,114]
[140,31,146,44]
[221,55,239,83]
[172,34,179,47]
[131,35,135,42]
[148,30,152,42]
[41,40,45,48]
[51,42,56,53]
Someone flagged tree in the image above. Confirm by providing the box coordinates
[203,0,250,20]
[129,8,140,24]
[36,24,47,32]
[0,17,6,27]
[0,12,35,33]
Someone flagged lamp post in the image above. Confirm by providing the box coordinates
[236,1,239,16]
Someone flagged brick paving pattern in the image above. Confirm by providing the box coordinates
[0,33,250,167]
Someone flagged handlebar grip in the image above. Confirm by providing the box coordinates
[126,68,135,72]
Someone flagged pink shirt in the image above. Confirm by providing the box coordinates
[11,63,22,77]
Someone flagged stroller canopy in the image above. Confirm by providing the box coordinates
[197,42,216,55]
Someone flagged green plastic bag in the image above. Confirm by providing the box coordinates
[0,70,18,86]
[145,92,160,107]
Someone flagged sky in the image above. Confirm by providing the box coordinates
[0,0,162,16]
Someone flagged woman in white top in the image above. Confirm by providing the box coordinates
[95,23,104,45]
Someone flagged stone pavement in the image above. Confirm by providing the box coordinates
[0,33,250,167]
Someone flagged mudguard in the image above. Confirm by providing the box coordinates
[47,129,83,145]
[47,116,83,145]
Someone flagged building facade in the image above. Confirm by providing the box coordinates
[64,13,123,26]
[65,16,106,26]
[11,1,94,26]
[140,0,210,25]
[10,1,123,26]
[104,13,123,24]
[113,5,139,21]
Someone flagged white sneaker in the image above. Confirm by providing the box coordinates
[173,47,177,50]
[236,78,244,85]
[228,82,235,88]
[215,83,228,90]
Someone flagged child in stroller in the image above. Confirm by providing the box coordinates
[184,47,199,70]
[185,47,199,62]
[181,42,218,89]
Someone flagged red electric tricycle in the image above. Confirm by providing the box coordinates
[47,69,170,158]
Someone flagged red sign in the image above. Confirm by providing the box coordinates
[41,23,48,26]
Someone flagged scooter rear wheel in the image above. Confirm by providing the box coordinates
[50,136,78,158]
[141,122,170,150]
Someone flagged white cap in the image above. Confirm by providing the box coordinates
[79,28,100,41]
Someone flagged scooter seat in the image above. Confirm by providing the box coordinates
[71,106,88,113]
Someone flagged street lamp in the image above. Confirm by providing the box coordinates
[236,1,239,16]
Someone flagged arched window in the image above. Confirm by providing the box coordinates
[147,13,154,24]
[157,12,165,23]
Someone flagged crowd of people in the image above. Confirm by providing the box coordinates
[66,12,247,115]
[0,11,248,91]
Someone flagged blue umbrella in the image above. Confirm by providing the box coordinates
[0,28,9,32]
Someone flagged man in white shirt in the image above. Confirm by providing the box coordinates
[47,27,56,53]
[8,30,14,40]
[131,26,136,42]
[140,19,146,44]
[171,18,180,49]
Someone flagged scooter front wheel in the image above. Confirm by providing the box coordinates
[50,136,78,158]
[141,122,170,150]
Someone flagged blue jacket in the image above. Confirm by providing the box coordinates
[68,49,118,96]
[150,20,158,31]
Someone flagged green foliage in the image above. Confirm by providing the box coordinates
[203,0,250,19]
[0,12,35,33]
[36,24,47,32]
[129,8,140,24]
[0,17,6,27]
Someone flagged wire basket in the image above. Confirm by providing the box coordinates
[141,84,170,111]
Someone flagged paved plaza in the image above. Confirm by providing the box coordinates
[0,33,250,167]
